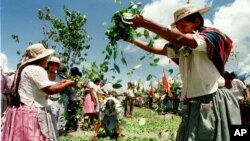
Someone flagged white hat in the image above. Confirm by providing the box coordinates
[171,4,210,28]
[22,43,54,63]
[49,56,61,64]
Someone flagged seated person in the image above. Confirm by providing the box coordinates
[92,96,123,138]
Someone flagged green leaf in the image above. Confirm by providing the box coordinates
[147,74,153,81]
[112,83,122,89]
[114,63,120,73]
[147,40,154,48]
[140,56,146,60]
[150,63,158,67]
[168,69,173,74]
[121,57,127,66]
[144,30,150,39]
[114,0,121,4]
[133,64,142,69]
[138,118,146,126]
[102,22,107,26]
[153,35,161,40]
[113,49,118,60]
[153,58,160,63]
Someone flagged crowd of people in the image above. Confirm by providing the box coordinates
[1,1,250,141]
[0,46,141,140]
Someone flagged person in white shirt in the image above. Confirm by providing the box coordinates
[229,72,250,101]
[1,52,11,116]
[227,71,250,124]
[47,56,69,135]
[1,43,75,141]
[122,2,241,141]
[65,67,83,131]
[124,82,135,118]
[92,96,123,139]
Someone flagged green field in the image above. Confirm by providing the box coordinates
[60,107,181,141]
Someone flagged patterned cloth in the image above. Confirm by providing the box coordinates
[168,27,232,76]
[83,94,96,114]
[1,105,50,141]
[199,27,233,76]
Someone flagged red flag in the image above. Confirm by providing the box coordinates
[163,70,170,91]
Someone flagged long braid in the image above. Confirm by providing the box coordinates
[10,63,28,107]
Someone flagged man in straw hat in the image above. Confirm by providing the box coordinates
[1,43,76,141]
[122,1,241,141]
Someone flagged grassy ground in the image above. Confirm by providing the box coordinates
[60,107,181,141]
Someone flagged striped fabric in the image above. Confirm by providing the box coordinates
[199,27,233,75]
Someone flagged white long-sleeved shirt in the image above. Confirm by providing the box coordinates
[166,32,225,98]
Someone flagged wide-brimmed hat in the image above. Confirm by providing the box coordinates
[171,4,211,28]
[22,43,54,63]
[48,56,61,64]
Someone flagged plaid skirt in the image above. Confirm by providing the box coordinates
[176,87,241,141]
[1,104,58,141]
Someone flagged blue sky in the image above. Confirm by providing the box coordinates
[1,0,250,86]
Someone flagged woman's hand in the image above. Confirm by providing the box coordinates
[66,79,76,86]
[132,15,145,28]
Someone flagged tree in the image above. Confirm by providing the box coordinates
[38,5,91,70]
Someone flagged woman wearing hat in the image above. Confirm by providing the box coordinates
[47,56,69,135]
[1,43,76,141]
[122,3,241,141]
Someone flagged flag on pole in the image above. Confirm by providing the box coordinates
[163,69,170,91]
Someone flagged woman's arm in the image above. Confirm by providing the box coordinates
[133,39,167,55]
[42,79,75,95]
[89,88,97,106]
[92,120,103,138]
[132,15,198,48]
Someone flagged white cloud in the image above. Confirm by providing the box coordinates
[79,61,91,70]
[210,0,250,79]
[123,44,139,53]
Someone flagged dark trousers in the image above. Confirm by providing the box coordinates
[124,97,134,117]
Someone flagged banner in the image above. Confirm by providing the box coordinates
[163,70,170,91]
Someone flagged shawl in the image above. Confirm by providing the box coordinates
[167,27,233,76]
[199,27,232,76]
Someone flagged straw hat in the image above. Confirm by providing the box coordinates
[48,56,61,64]
[22,43,54,63]
[171,4,211,28]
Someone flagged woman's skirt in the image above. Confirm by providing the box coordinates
[102,114,118,133]
[83,94,96,114]
[176,87,242,141]
[1,104,58,141]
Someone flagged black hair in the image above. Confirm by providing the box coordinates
[106,99,115,110]
[94,78,101,84]
[183,12,204,29]
[224,71,231,79]
[70,67,82,77]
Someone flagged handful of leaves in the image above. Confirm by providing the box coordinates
[105,1,142,45]
[70,75,83,93]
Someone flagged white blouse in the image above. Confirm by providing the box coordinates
[18,65,56,107]
[166,33,225,98]
[230,79,247,100]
